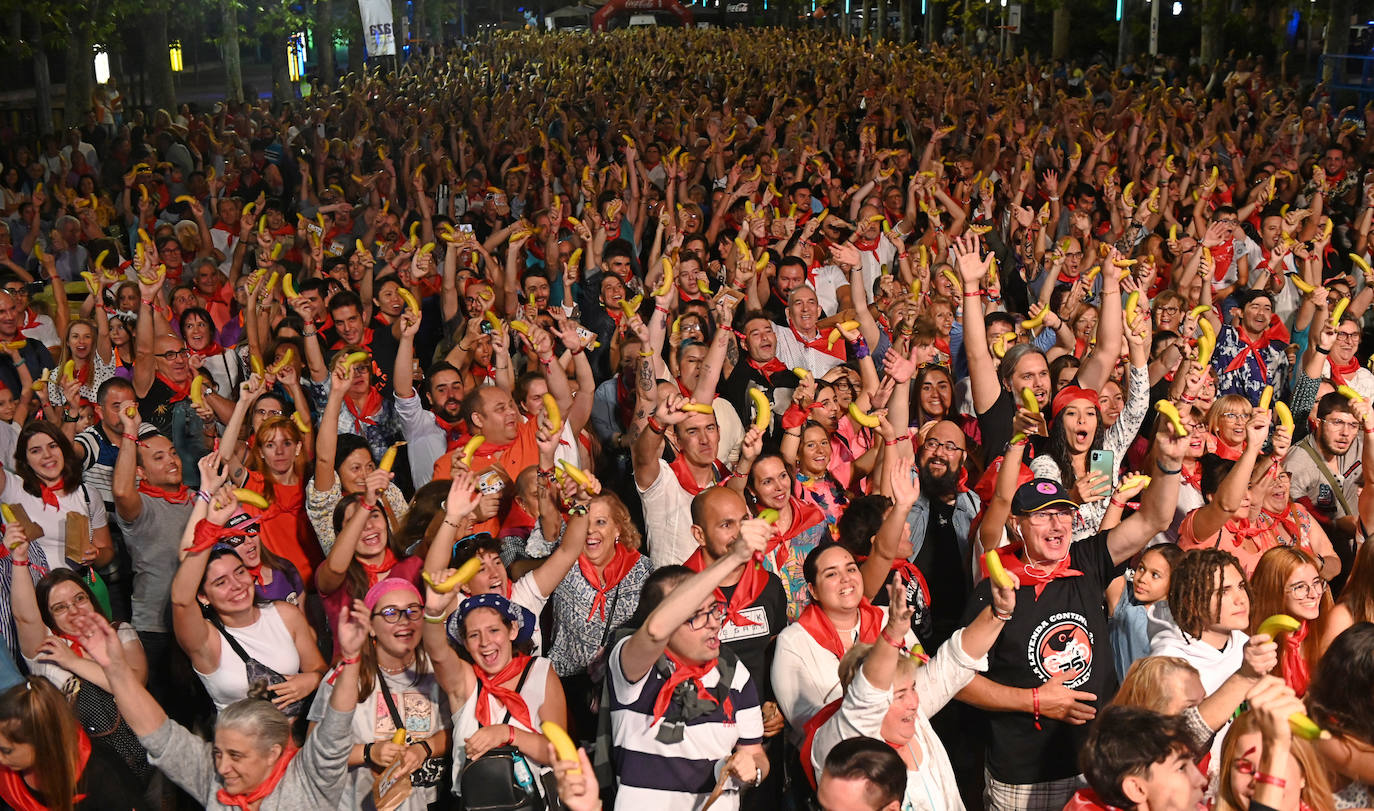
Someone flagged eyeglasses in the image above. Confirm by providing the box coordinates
[1157,306,1181,315]
[685,601,727,630]
[1323,417,1361,432]
[1335,331,1361,343]
[1025,509,1075,526]
[155,349,190,360]
[922,438,963,454]
[1286,579,1326,600]
[1220,411,1251,422]
[372,604,424,624]
[49,591,90,616]
[254,408,284,417]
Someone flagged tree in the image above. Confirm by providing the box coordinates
[313,0,335,85]
[1322,0,1352,85]
[222,0,244,103]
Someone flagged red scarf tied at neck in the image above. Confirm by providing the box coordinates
[474,654,534,731]
[1280,621,1311,697]
[981,543,1083,599]
[1328,355,1361,388]
[344,388,385,428]
[668,455,731,496]
[578,544,642,621]
[650,649,733,725]
[38,483,66,510]
[358,548,400,586]
[1222,518,1267,548]
[0,728,91,811]
[684,548,767,628]
[796,599,884,660]
[138,480,193,504]
[216,742,298,811]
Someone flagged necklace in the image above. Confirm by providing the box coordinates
[378,657,415,675]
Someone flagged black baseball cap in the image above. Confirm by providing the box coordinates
[1012,479,1078,515]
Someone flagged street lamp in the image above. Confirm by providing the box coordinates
[169,41,184,72]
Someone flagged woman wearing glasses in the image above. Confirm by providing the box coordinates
[1206,395,1254,461]
[307,578,449,811]
[1246,548,1331,696]
[7,523,152,783]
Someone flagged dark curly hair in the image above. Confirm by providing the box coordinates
[1168,548,1249,640]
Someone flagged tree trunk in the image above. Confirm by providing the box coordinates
[1198,0,1225,67]
[222,0,243,103]
[1051,2,1070,59]
[314,0,335,84]
[1116,0,1132,67]
[33,20,54,136]
[877,0,887,40]
[143,13,176,112]
[412,0,425,45]
[346,0,364,75]
[270,41,292,103]
[899,0,910,43]
[64,26,94,128]
[1323,0,1352,85]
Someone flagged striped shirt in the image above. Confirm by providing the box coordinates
[608,637,764,811]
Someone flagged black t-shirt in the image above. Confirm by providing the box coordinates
[917,498,971,649]
[960,532,1127,784]
[976,388,1046,462]
[717,572,787,702]
[720,359,799,444]
[871,565,934,647]
[20,739,149,810]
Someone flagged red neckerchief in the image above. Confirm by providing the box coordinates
[982,543,1084,599]
[1062,789,1124,811]
[1211,239,1236,281]
[578,544,642,621]
[58,634,88,659]
[470,434,516,461]
[189,342,224,361]
[1222,518,1266,547]
[763,498,825,569]
[789,323,845,360]
[216,742,298,811]
[138,480,193,504]
[1056,267,1083,284]
[474,654,534,730]
[0,729,91,811]
[651,649,733,725]
[674,379,693,399]
[434,415,467,450]
[17,309,39,332]
[1222,318,1290,381]
[329,328,375,351]
[343,388,384,428]
[852,235,880,257]
[499,500,536,536]
[747,356,787,378]
[796,599,884,660]
[614,373,635,432]
[39,483,63,510]
[1181,461,1203,491]
[1261,502,1301,540]
[470,363,495,382]
[668,455,730,496]
[156,372,192,403]
[684,548,767,627]
[1281,620,1311,697]
[358,548,399,586]
[1329,355,1360,387]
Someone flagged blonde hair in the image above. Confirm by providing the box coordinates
[1111,656,1198,712]
[592,492,641,552]
[837,643,919,694]
[1215,710,1335,811]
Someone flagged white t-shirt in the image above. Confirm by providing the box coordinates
[637,459,699,569]
[0,477,107,569]
[810,265,850,317]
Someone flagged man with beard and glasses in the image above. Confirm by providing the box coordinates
[1285,391,1365,579]
[393,310,468,488]
[903,420,981,650]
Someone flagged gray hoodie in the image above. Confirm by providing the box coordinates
[139,704,352,810]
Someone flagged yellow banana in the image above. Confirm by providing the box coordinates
[341,351,369,375]
[1275,402,1294,432]
[847,402,880,428]
[1255,614,1302,638]
[1337,385,1364,403]
[457,435,484,468]
[292,411,312,433]
[542,721,580,772]
[682,401,715,415]
[985,551,1013,589]
[398,288,421,315]
[234,489,270,509]
[509,320,531,335]
[379,441,405,472]
[1288,713,1330,741]
[281,273,299,299]
[1124,291,1141,326]
[1117,473,1152,492]
[190,376,206,405]
[1291,275,1316,294]
[826,321,860,350]
[1259,386,1274,411]
[652,258,674,297]
[542,394,563,434]
[749,388,771,432]
[423,558,483,593]
[1156,400,1189,437]
[619,294,643,319]
[1331,296,1351,327]
[557,459,600,493]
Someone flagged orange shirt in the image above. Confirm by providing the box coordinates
[246,470,321,585]
[432,418,541,536]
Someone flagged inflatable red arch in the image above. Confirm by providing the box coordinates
[591,0,693,31]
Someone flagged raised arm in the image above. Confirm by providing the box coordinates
[953,234,1001,413]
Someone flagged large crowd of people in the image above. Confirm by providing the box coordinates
[0,24,1372,811]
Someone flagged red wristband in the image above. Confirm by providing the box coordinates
[880,629,906,650]
[1254,774,1287,788]
[506,725,516,746]
[1032,687,1042,731]
[339,655,360,666]
[884,437,905,447]
[646,416,666,435]
[12,560,28,568]
[1110,499,1128,509]
[654,305,669,315]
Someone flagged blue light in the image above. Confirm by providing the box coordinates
[1116,0,1123,21]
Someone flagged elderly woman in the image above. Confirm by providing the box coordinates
[71,600,367,810]
[808,572,1017,809]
